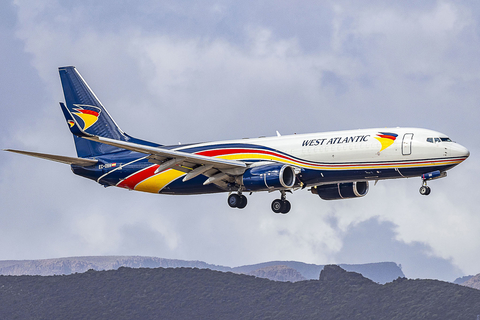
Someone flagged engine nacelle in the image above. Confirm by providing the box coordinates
[242,164,296,191]
[314,181,369,200]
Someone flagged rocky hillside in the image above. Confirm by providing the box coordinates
[454,275,474,285]
[0,256,404,284]
[248,265,306,282]
[462,273,480,290]
[234,261,403,284]
[0,256,228,276]
[1,265,479,319]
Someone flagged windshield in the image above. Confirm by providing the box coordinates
[426,137,452,143]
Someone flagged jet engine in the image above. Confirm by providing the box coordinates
[313,181,369,200]
[241,164,296,191]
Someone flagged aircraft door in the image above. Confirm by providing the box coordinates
[402,133,413,155]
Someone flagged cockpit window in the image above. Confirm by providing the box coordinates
[427,137,452,143]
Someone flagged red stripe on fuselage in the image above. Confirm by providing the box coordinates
[196,147,465,169]
[113,149,466,190]
[198,148,299,162]
[117,164,159,189]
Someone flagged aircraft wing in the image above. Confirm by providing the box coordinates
[63,102,247,188]
[84,135,246,170]
[82,136,247,188]
[4,149,98,166]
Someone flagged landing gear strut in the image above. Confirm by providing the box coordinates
[419,181,431,196]
[271,190,291,214]
[228,193,247,209]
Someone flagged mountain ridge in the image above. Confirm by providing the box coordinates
[462,273,480,290]
[1,265,479,319]
[0,256,403,284]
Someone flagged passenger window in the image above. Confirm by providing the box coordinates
[435,138,441,143]
[426,138,433,143]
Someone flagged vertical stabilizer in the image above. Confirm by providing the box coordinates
[59,66,160,158]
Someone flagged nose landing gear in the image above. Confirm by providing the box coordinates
[271,190,291,214]
[419,181,431,196]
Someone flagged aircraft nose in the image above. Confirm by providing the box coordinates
[453,143,470,159]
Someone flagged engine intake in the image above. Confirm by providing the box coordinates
[242,164,296,191]
[314,181,369,200]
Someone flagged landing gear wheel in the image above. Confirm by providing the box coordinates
[271,199,284,213]
[237,195,247,209]
[281,200,291,214]
[419,186,431,196]
[228,194,248,208]
[228,194,241,208]
[271,199,291,214]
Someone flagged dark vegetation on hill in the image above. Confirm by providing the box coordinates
[1,265,479,320]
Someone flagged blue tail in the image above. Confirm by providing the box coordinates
[59,66,160,158]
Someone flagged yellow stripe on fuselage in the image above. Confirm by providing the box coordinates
[217,153,463,170]
[134,169,185,193]
[130,154,462,194]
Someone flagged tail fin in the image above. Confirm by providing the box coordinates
[59,66,159,158]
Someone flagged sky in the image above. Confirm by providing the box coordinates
[1,0,479,281]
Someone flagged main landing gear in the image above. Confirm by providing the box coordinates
[227,190,292,214]
[228,193,247,209]
[271,190,291,214]
[419,181,431,196]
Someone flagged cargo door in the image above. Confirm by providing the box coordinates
[402,133,413,155]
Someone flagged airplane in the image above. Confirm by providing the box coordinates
[5,66,470,214]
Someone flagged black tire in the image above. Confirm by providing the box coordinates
[237,195,247,209]
[271,199,283,213]
[419,186,429,195]
[281,200,291,214]
[228,194,241,208]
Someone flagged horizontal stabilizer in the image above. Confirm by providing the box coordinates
[4,149,98,166]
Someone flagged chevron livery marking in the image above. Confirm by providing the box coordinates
[375,132,398,152]
[195,146,465,171]
[117,165,160,190]
[106,143,468,195]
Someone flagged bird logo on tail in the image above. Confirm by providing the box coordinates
[71,105,101,131]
